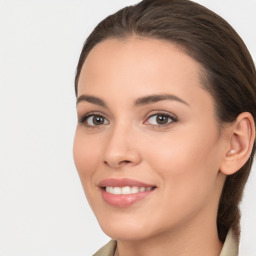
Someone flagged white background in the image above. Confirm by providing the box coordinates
[0,1,255,255]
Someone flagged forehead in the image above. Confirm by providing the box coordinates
[80,37,203,80]
[77,37,212,109]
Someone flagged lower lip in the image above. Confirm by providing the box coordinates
[101,188,155,207]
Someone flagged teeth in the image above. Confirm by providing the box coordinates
[139,187,145,192]
[105,186,153,195]
[131,186,139,194]
[113,187,121,194]
[122,186,133,194]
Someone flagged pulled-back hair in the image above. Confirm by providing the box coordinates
[75,0,256,242]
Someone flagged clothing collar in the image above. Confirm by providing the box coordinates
[219,229,238,256]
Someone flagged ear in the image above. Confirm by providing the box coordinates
[220,112,255,175]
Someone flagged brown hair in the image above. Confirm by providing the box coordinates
[75,0,256,242]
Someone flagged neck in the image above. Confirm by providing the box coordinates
[115,217,223,256]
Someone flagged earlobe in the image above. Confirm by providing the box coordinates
[220,112,255,175]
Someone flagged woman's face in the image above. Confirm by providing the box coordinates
[73,37,228,241]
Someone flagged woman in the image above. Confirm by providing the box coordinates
[73,0,256,255]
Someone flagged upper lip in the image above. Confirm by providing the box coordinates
[98,178,156,188]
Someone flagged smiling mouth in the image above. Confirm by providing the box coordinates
[104,186,154,195]
[99,178,157,207]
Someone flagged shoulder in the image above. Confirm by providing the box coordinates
[93,240,117,256]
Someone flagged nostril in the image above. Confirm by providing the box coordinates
[119,160,132,166]
[121,160,131,164]
[104,159,132,168]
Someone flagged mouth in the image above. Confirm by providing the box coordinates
[104,186,154,195]
[98,178,157,207]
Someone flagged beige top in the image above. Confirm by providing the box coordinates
[93,229,238,256]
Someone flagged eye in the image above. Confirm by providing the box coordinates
[145,113,177,126]
[79,114,109,127]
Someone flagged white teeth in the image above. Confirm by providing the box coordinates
[106,186,113,193]
[122,186,132,195]
[105,186,153,195]
[139,187,146,192]
[131,186,139,194]
[113,187,121,194]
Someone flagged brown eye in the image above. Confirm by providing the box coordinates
[81,114,109,126]
[92,116,105,125]
[146,113,176,126]
[155,115,169,125]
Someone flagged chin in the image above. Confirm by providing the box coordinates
[98,216,153,241]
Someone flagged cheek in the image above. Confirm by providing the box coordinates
[147,131,219,171]
[145,129,222,205]
[73,129,101,182]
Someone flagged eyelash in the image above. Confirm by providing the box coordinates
[144,111,178,127]
[79,111,177,128]
[79,112,109,128]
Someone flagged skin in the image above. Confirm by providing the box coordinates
[73,37,234,256]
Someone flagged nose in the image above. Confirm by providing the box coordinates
[103,125,142,169]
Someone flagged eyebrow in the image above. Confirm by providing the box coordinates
[76,94,189,107]
[135,94,189,106]
[76,95,107,107]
